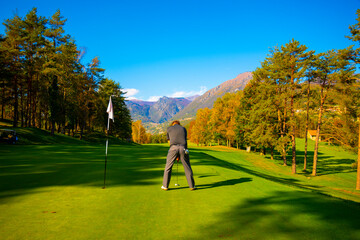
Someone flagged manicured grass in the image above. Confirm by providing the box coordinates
[0,142,360,239]
[0,124,128,145]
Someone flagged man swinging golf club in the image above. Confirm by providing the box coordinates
[161,120,196,191]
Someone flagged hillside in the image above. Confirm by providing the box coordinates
[148,97,191,123]
[125,72,252,134]
[126,97,191,123]
[172,72,252,120]
[125,100,154,122]
[0,121,129,145]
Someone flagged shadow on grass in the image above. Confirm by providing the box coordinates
[264,147,356,176]
[190,149,322,192]
[162,177,252,191]
[197,177,252,190]
[0,144,170,201]
[197,191,360,240]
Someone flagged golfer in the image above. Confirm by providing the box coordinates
[161,120,196,191]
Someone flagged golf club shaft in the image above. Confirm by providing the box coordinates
[176,159,179,185]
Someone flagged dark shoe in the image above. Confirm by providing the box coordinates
[190,187,197,191]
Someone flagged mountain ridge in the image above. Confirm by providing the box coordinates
[125,72,253,133]
[172,72,253,121]
[126,96,193,124]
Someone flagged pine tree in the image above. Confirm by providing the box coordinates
[278,40,312,174]
[236,81,258,151]
[345,9,360,189]
[22,8,47,127]
[43,9,69,132]
[303,63,314,171]
[2,14,25,127]
[310,49,354,176]
[97,78,132,139]
[48,75,60,135]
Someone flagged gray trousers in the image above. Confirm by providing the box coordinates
[162,145,195,188]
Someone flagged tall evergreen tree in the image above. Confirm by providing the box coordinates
[48,75,60,135]
[2,14,25,127]
[22,8,47,127]
[97,78,132,139]
[279,40,312,174]
[310,49,355,176]
[346,9,360,189]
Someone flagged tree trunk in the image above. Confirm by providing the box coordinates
[51,120,55,135]
[32,89,36,127]
[20,84,24,127]
[62,91,66,134]
[44,111,48,130]
[1,77,5,120]
[282,97,288,166]
[260,147,266,156]
[356,116,360,190]
[312,93,325,176]
[291,94,296,174]
[271,146,274,160]
[80,125,83,140]
[13,75,18,127]
[282,148,287,166]
[38,105,42,129]
[26,74,32,127]
[304,80,310,171]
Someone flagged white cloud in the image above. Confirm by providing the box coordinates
[147,96,162,102]
[123,88,139,99]
[196,86,208,95]
[169,86,207,98]
[127,96,138,100]
[169,91,187,98]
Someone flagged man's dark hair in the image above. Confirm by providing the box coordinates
[171,120,181,126]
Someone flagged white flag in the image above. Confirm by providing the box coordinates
[107,96,114,122]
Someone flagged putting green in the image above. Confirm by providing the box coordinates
[0,143,359,239]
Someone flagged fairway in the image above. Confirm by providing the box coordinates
[1,143,360,240]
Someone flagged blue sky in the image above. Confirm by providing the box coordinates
[1,0,359,101]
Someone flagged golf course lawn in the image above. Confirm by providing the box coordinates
[1,141,360,240]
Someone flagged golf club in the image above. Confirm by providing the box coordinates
[175,157,180,186]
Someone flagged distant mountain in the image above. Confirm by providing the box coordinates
[125,100,154,122]
[125,72,252,133]
[172,72,253,120]
[148,97,191,123]
[185,95,200,101]
[126,96,193,124]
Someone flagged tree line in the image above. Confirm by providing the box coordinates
[0,8,132,139]
[131,120,167,144]
[189,10,360,189]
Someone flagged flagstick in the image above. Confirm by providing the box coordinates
[103,96,113,189]
[103,116,110,189]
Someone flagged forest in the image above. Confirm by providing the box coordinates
[188,10,360,187]
[0,8,132,140]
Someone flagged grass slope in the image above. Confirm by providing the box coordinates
[0,122,127,145]
[0,142,359,239]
